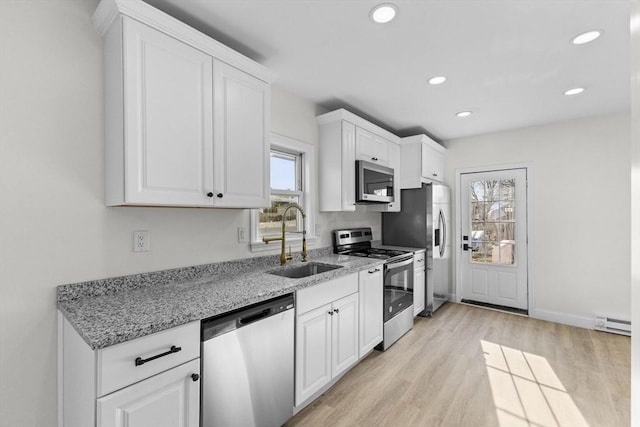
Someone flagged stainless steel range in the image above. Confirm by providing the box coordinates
[333,227,414,350]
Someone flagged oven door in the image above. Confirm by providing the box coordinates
[383,255,414,322]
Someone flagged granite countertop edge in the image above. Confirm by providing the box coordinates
[58,251,384,350]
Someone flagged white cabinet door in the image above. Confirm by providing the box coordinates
[331,293,359,378]
[414,268,426,316]
[341,121,357,211]
[422,143,444,183]
[97,359,200,427]
[295,303,332,405]
[122,18,214,206]
[356,127,388,165]
[358,267,383,357]
[212,61,270,208]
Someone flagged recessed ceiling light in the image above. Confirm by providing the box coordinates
[456,111,472,118]
[564,87,585,96]
[428,76,447,85]
[572,30,602,45]
[370,4,397,24]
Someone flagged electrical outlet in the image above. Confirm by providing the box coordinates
[133,230,150,252]
[237,227,248,243]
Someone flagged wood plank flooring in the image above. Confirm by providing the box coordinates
[285,303,630,427]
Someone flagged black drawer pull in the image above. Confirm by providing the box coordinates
[135,345,181,366]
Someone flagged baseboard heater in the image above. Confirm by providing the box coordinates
[594,315,631,336]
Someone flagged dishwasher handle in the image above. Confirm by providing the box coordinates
[201,293,295,341]
[238,308,272,327]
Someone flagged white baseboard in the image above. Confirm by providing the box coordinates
[529,308,594,330]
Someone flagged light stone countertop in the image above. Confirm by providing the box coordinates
[58,252,384,350]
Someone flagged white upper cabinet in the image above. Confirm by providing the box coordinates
[317,119,356,212]
[116,18,214,207]
[212,61,270,207]
[94,0,273,208]
[356,127,389,165]
[317,109,401,212]
[400,134,447,188]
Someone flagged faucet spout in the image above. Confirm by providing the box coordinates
[262,203,307,265]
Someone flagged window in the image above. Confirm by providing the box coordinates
[259,150,303,237]
[251,134,316,250]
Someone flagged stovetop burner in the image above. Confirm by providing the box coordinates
[333,227,411,261]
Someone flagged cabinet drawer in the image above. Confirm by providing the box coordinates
[97,321,200,397]
[296,273,358,315]
[414,251,425,268]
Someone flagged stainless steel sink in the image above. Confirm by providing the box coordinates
[268,262,343,279]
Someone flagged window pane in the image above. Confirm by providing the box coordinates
[270,152,298,191]
[500,179,515,200]
[472,242,486,262]
[259,194,300,236]
[492,241,514,264]
[470,178,517,265]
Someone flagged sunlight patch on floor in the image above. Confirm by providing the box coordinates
[481,340,589,427]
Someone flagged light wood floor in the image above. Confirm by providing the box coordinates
[286,303,630,427]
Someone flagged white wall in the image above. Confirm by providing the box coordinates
[444,114,631,327]
[630,2,639,424]
[0,1,378,426]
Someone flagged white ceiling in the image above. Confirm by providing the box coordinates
[143,0,630,141]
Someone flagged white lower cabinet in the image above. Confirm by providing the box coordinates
[59,315,200,427]
[358,267,383,357]
[331,293,359,377]
[295,273,359,406]
[414,250,426,315]
[97,359,200,427]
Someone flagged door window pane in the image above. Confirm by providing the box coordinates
[469,179,516,265]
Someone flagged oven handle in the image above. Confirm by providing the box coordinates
[385,257,414,270]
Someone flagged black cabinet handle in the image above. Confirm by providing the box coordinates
[207,192,214,197]
[334,308,340,314]
[328,311,334,316]
[191,373,200,382]
[134,345,181,366]
[371,157,378,161]
[217,193,223,198]
[368,268,380,273]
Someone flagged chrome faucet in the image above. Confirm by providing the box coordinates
[263,203,307,265]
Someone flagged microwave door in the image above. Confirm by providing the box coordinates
[356,160,395,203]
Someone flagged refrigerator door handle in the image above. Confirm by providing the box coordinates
[439,209,446,258]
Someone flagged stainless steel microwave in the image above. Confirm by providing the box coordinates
[356,160,395,203]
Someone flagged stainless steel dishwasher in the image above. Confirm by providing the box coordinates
[201,293,295,427]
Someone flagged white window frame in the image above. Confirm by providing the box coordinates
[250,133,317,251]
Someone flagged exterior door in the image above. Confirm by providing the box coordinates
[460,168,528,310]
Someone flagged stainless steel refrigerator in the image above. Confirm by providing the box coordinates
[382,183,452,315]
